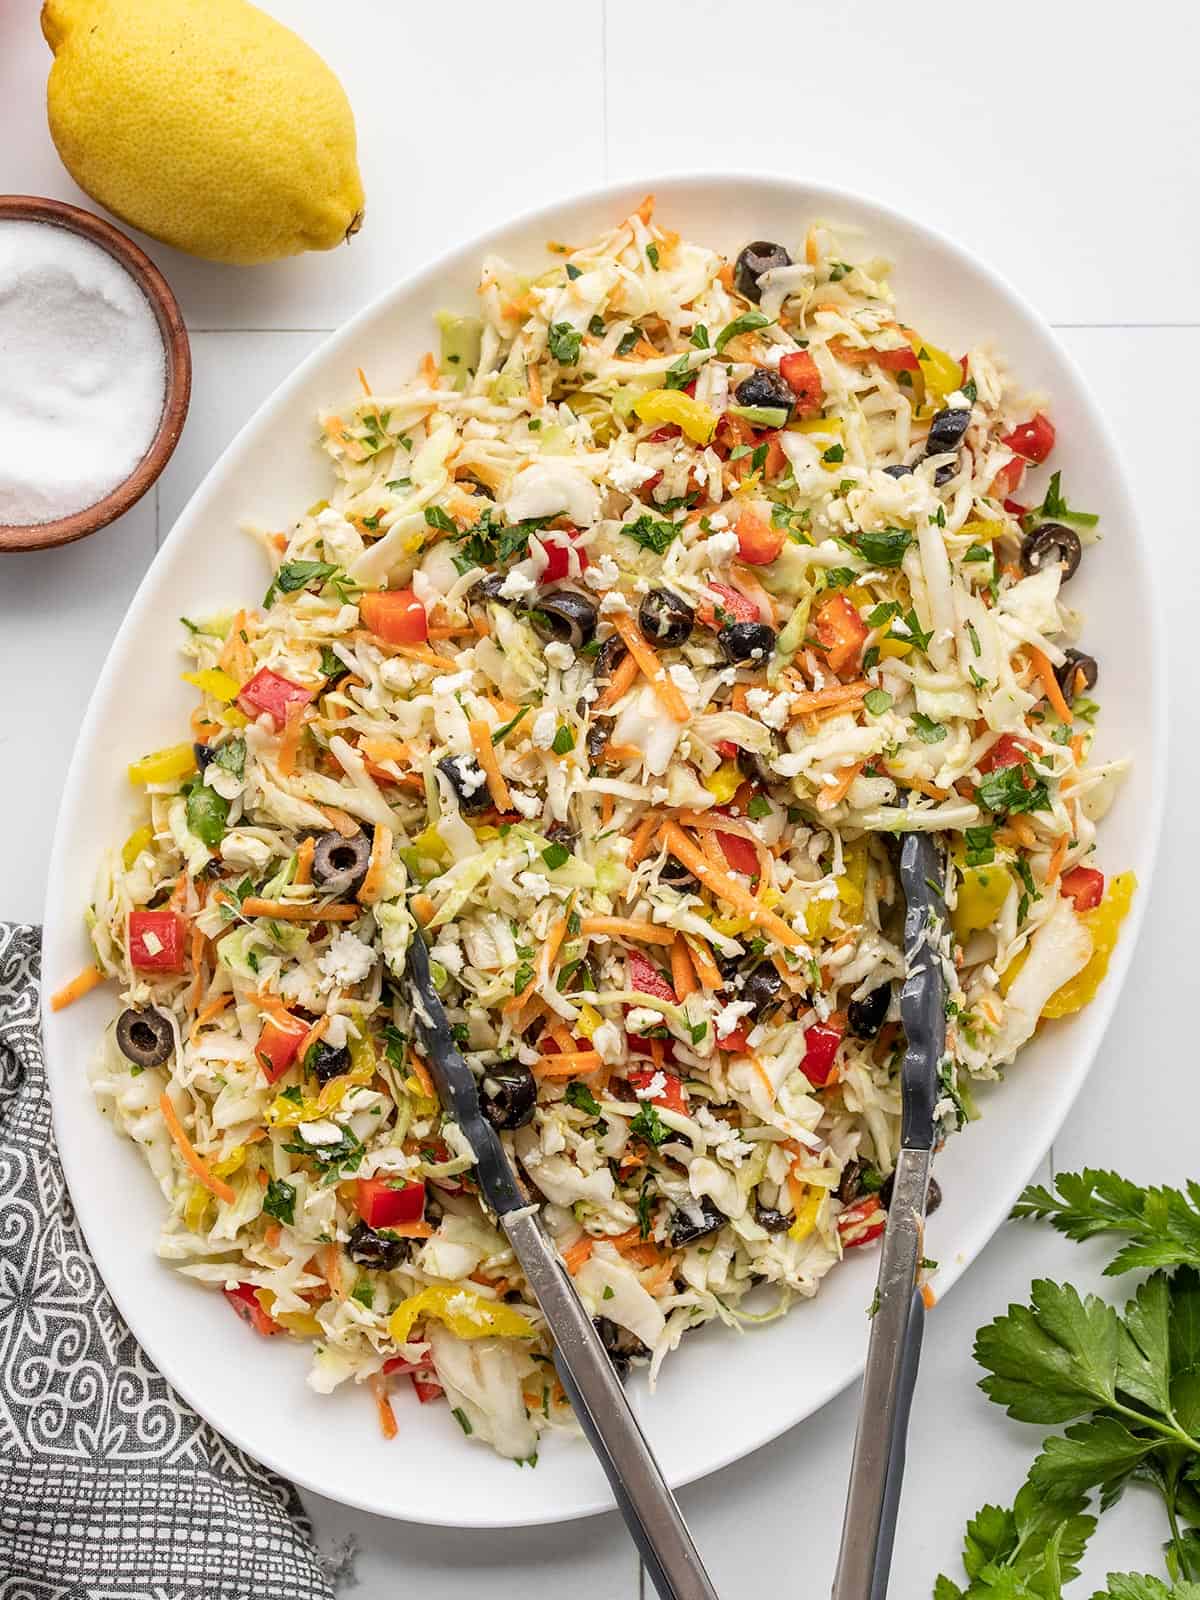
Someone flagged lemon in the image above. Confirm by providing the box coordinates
[41,0,365,265]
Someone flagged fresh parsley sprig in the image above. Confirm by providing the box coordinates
[1012,1171,1200,1277]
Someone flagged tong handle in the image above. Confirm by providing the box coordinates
[503,1211,720,1600]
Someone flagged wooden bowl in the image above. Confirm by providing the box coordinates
[0,196,191,553]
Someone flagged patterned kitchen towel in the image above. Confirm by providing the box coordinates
[0,923,336,1599]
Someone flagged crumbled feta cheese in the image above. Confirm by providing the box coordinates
[715,998,756,1039]
[324,1013,349,1049]
[204,763,243,801]
[607,456,657,493]
[633,1070,667,1101]
[431,670,473,696]
[625,1006,663,1035]
[544,641,575,670]
[703,530,739,564]
[430,941,464,975]
[296,1119,343,1146]
[516,872,552,898]
[591,1021,624,1064]
[582,554,620,591]
[599,590,631,615]
[508,789,542,819]
[531,709,557,750]
[707,513,729,531]
[498,568,538,600]
[318,931,376,990]
[744,687,791,730]
[668,662,700,696]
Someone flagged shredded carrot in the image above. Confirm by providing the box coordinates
[188,922,207,1011]
[159,1093,236,1204]
[357,824,393,906]
[218,610,253,684]
[670,936,698,1000]
[684,935,724,992]
[788,681,869,718]
[526,362,544,408]
[561,1237,594,1275]
[627,814,659,867]
[190,707,221,744]
[920,1282,938,1311]
[900,775,952,802]
[731,683,750,715]
[419,351,439,387]
[189,992,232,1046]
[533,1050,603,1078]
[603,743,645,765]
[1069,733,1086,763]
[264,1222,282,1249]
[356,366,372,396]
[1028,646,1073,724]
[634,193,655,224]
[294,836,315,886]
[396,643,461,673]
[389,1219,434,1238]
[815,762,864,812]
[1046,835,1069,884]
[323,1242,345,1300]
[580,916,676,947]
[370,1373,398,1439]
[360,735,415,767]
[749,1055,776,1100]
[699,827,725,872]
[610,613,689,723]
[276,701,307,778]
[805,225,819,266]
[640,1254,677,1294]
[468,719,513,812]
[600,791,614,827]
[49,965,106,1012]
[168,872,189,911]
[298,1013,332,1069]
[318,804,361,839]
[240,898,360,922]
[408,1053,435,1098]
[410,893,435,926]
[662,822,801,949]
[595,651,640,711]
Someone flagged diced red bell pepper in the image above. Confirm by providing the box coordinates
[256,1015,308,1084]
[1060,865,1105,912]
[128,909,187,973]
[646,424,680,443]
[715,739,741,759]
[381,1355,444,1401]
[1001,412,1056,465]
[760,431,789,481]
[356,1177,426,1231]
[626,1066,688,1114]
[718,1026,752,1053]
[359,588,428,645]
[639,470,664,498]
[1003,498,1028,519]
[799,1022,844,1087]
[779,350,824,417]
[540,524,589,582]
[224,1282,281,1336]
[238,667,315,730]
[870,345,920,373]
[735,506,784,567]
[978,733,1034,773]
[814,594,868,677]
[716,831,759,878]
[697,581,759,628]
[990,457,1026,500]
[627,949,676,1003]
[837,1195,886,1249]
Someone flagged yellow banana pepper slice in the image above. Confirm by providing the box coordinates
[909,335,964,404]
[703,760,743,805]
[789,1184,824,1243]
[952,864,1014,942]
[127,743,197,786]
[389,1285,537,1345]
[1041,872,1136,1019]
[121,824,155,870]
[183,667,241,702]
[632,389,717,445]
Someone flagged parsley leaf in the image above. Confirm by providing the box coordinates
[262,1178,296,1226]
[976,762,1050,816]
[1025,471,1100,531]
[974,1278,1124,1424]
[964,825,995,867]
[1012,1172,1200,1278]
[424,505,457,534]
[822,443,845,464]
[935,1479,1095,1600]
[855,527,912,567]
[747,793,771,820]
[621,512,680,555]
[565,1081,602,1117]
[616,328,641,356]
[912,711,947,744]
[690,324,710,349]
[551,725,575,756]
[630,1103,670,1148]
[548,322,582,365]
[714,310,771,353]
[542,842,570,870]
[263,559,338,610]
[864,688,893,716]
[645,242,660,271]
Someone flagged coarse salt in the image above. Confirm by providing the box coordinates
[0,220,166,526]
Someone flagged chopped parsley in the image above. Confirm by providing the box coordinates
[854,527,912,566]
[621,512,680,556]
[714,310,772,353]
[864,688,893,716]
[645,242,660,271]
[565,1081,602,1117]
[630,1104,670,1148]
[551,725,575,756]
[542,842,570,871]
[262,1178,296,1226]
[964,825,995,867]
[263,559,338,610]
[912,712,947,744]
[746,793,771,820]
[548,322,582,366]
[423,505,457,534]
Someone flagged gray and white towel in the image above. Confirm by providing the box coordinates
[0,922,336,1599]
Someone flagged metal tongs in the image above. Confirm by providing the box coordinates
[832,832,946,1600]
[405,930,719,1600]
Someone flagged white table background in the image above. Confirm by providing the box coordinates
[3,3,1197,1593]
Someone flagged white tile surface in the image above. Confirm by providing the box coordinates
[3,3,1197,1596]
